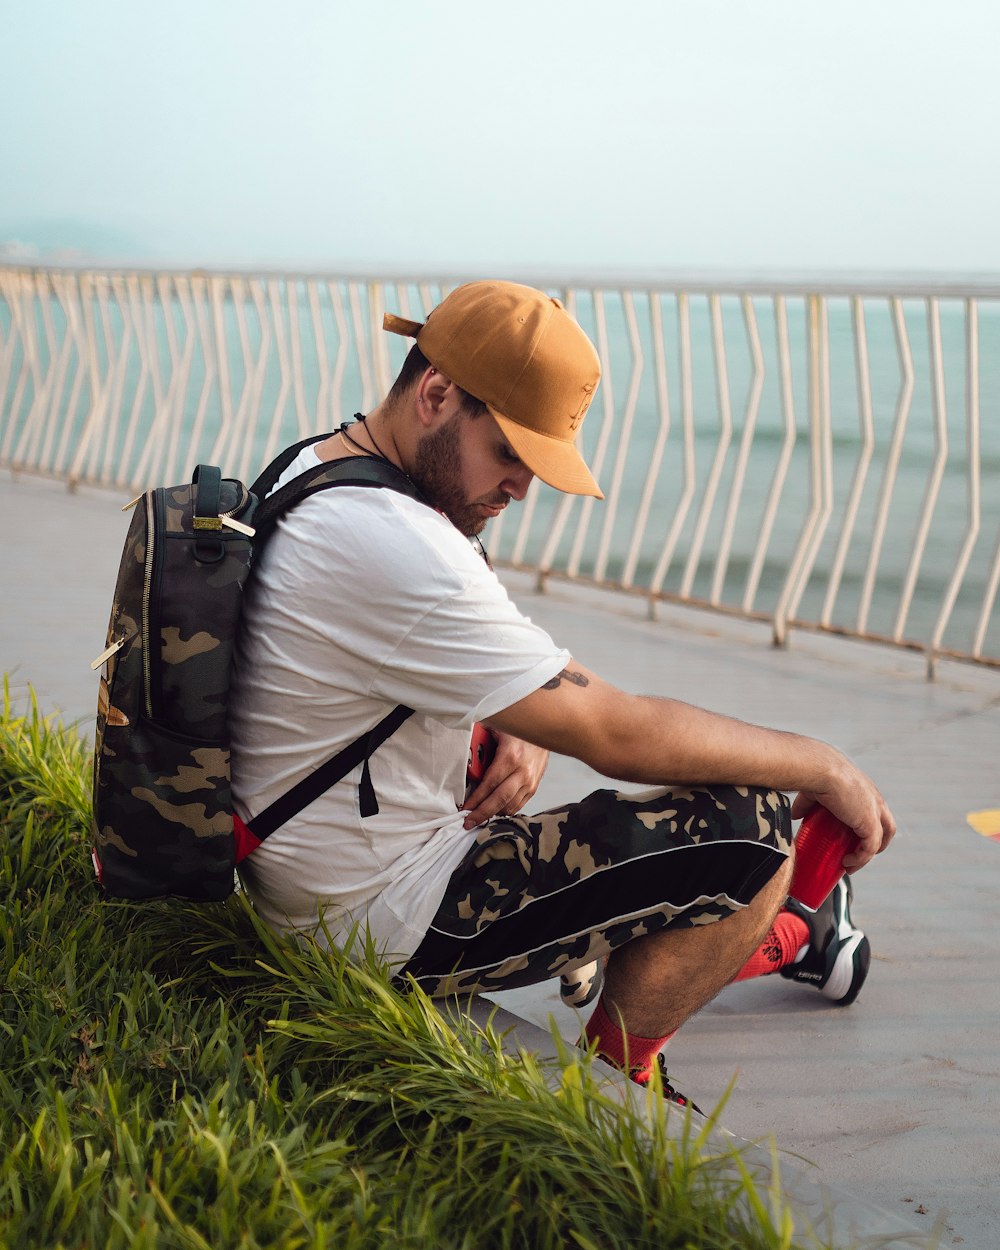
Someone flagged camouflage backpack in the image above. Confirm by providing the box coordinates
[91,433,421,901]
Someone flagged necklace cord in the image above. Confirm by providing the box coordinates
[339,418,372,457]
[339,415,421,497]
[362,418,391,462]
[338,416,491,566]
[342,412,392,467]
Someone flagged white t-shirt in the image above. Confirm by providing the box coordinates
[229,447,569,964]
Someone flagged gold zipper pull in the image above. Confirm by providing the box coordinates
[122,495,143,512]
[90,637,126,671]
[221,515,256,537]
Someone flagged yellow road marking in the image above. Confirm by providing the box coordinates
[966,809,1000,841]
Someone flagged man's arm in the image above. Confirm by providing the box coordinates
[485,661,895,869]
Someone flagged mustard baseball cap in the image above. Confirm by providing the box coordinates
[383,281,603,498]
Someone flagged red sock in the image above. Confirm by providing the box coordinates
[733,909,809,981]
[584,996,675,1078]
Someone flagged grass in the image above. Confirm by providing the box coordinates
[1,682,848,1250]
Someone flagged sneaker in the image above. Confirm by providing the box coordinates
[631,1053,703,1114]
[780,875,870,1005]
[559,958,604,1009]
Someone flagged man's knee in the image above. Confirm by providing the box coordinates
[660,782,792,852]
[733,784,790,847]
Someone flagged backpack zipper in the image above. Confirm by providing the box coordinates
[194,483,256,536]
[90,636,127,671]
[89,490,148,672]
[221,483,256,535]
[221,513,256,536]
[223,482,252,520]
[141,488,156,718]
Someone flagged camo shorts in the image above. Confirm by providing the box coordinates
[400,783,793,998]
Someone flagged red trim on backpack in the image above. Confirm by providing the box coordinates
[233,813,263,864]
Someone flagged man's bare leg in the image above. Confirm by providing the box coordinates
[598,855,793,1038]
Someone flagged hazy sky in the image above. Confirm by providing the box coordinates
[2,0,998,276]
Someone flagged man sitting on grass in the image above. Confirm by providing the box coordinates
[229,280,895,1106]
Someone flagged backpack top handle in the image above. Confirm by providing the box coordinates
[192,464,224,531]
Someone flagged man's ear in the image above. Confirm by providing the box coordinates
[414,366,460,428]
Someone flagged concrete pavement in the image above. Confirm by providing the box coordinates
[4,467,999,1247]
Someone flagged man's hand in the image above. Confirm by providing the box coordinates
[461,731,549,829]
[791,765,896,871]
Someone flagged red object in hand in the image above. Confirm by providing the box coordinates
[789,806,861,911]
[467,723,497,787]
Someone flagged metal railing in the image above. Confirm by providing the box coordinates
[2,264,999,673]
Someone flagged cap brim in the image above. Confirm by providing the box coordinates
[489,408,603,499]
[383,312,424,337]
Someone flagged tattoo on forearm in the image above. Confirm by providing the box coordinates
[541,668,589,691]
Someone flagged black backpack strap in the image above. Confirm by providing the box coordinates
[249,431,333,502]
[253,454,424,539]
[241,444,428,845]
[246,703,415,840]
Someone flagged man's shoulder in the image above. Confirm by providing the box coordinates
[288,480,453,544]
[270,482,491,596]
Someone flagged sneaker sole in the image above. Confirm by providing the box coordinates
[822,931,871,1005]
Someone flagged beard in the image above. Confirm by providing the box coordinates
[410,415,508,537]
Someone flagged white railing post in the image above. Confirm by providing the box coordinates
[713,293,764,605]
[649,291,696,612]
[623,290,671,590]
[774,294,833,645]
[857,298,914,635]
[893,297,949,645]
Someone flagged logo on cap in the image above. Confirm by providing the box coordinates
[569,383,595,431]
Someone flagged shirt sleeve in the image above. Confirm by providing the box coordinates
[369,575,570,728]
[358,494,569,727]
